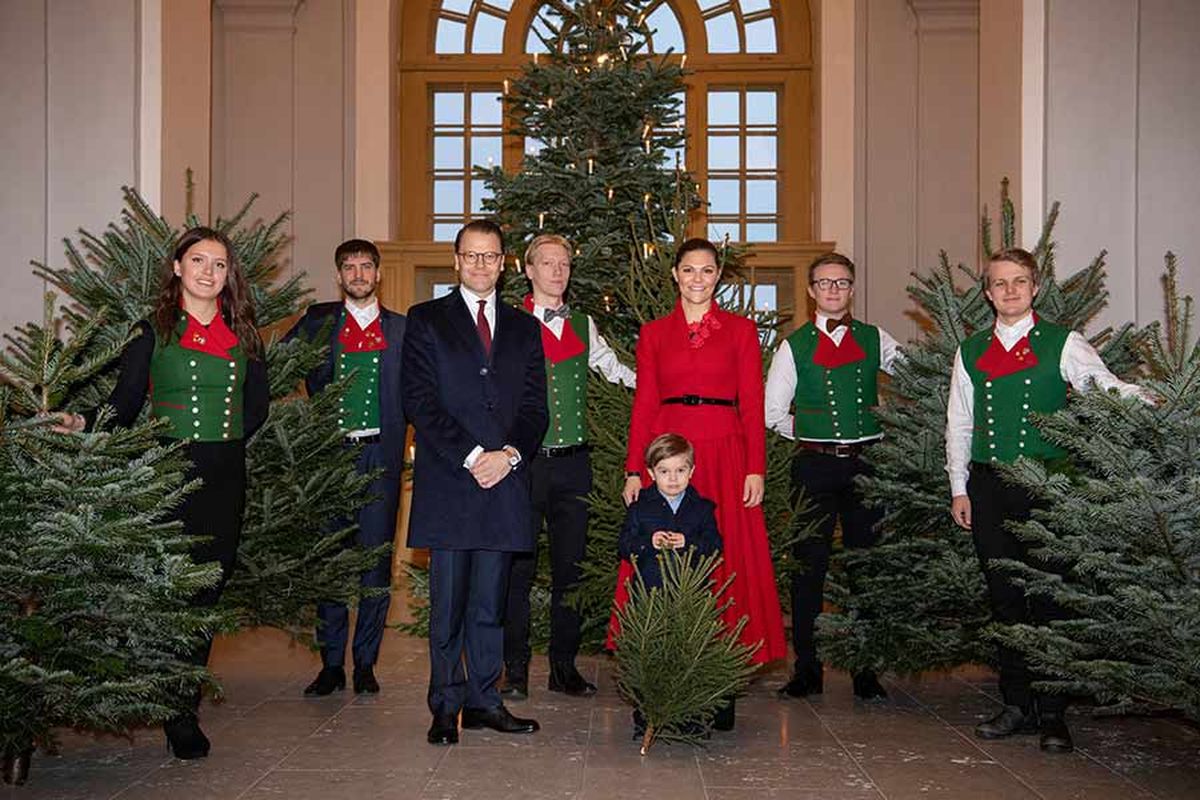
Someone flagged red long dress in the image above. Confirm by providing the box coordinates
[607,302,787,664]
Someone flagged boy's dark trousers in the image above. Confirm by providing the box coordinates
[967,462,1068,714]
[789,448,882,670]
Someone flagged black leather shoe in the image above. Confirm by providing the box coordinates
[427,713,459,745]
[852,671,888,700]
[461,705,539,734]
[303,666,346,696]
[712,697,736,731]
[2,746,32,786]
[499,662,529,700]
[353,665,380,694]
[974,705,1039,739]
[778,662,823,698]
[1039,713,1074,753]
[164,714,211,760]
[549,661,597,697]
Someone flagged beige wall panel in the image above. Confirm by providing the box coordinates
[860,1,919,342]
[979,0,1023,239]
[354,0,395,243]
[1135,0,1200,323]
[1045,0,1137,331]
[294,0,351,299]
[916,21,979,281]
[162,0,212,222]
[0,1,49,336]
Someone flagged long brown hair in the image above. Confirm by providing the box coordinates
[153,226,263,359]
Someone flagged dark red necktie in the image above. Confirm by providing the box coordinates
[476,299,492,355]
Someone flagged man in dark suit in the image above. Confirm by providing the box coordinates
[402,220,548,745]
[284,239,405,696]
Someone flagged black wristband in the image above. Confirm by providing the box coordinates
[625,471,642,478]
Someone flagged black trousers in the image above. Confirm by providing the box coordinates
[968,462,1067,712]
[789,450,882,669]
[315,441,399,669]
[176,441,247,703]
[503,449,591,666]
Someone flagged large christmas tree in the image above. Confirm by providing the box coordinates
[35,189,382,637]
[815,183,1146,675]
[991,255,1199,720]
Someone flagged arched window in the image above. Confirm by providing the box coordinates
[391,1,822,321]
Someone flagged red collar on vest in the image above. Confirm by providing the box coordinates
[179,307,239,359]
[975,314,1039,380]
[524,294,585,363]
[812,319,866,368]
[338,309,387,352]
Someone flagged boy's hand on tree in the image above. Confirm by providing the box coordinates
[47,412,85,434]
[652,531,671,549]
[668,532,686,549]
[950,495,972,530]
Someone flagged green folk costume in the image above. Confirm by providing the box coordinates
[542,313,590,447]
[150,314,247,441]
[961,319,1069,463]
[786,320,882,441]
[333,308,387,432]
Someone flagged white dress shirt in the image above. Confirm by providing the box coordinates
[944,312,1150,497]
[458,286,510,470]
[343,299,382,438]
[530,302,637,389]
[764,314,902,442]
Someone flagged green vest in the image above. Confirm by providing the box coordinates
[150,317,247,442]
[334,313,382,432]
[787,320,882,441]
[962,320,1069,463]
[544,313,590,447]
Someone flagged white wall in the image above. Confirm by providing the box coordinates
[0,0,154,336]
[1039,0,1200,329]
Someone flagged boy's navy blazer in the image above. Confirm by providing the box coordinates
[283,301,407,474]
[619,485,722,588]
[401,290,548,552]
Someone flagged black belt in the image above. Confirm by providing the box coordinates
[662,395,736,407]
[539,442,590,458]
[344,433,382,445]
[797,440,875,458]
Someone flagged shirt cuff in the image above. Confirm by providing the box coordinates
[949,475,968,498]
[463,445,484,469]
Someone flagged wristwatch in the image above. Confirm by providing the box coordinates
[503,445,522,469]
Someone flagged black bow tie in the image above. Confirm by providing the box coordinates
[543,305,571,323]
[825,314,852,333]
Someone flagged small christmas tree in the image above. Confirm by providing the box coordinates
[613,549,758,754]
[815,181,1145,675]
[0,297,219,773]
[34,188,382,639]
[990,255,1198,720]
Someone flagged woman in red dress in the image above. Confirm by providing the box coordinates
[611,237,787,666]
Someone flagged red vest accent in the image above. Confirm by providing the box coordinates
[179,310,239,359]
[338,310,387,352]
[974,315,1040,380]
[812,323,867,368]
[523,294,586,363]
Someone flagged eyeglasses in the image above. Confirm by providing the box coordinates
[457,251,504,266]
[810,278,854,291]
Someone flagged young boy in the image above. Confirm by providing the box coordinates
[617,432,722,590]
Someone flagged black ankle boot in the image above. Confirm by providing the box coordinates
[548,661,597,697]
[164,714,210,760]
[500,661,529,700]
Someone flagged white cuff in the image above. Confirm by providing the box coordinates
[463,445,484,469]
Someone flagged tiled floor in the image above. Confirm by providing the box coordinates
[10,608,1199,799]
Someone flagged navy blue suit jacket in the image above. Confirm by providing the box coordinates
[618,485,722,589]
[283,301,407,474]
[402,290,548,551]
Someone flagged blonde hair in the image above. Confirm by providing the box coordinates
[525,233,572,266]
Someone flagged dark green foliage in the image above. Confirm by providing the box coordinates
[816,181,1146,675]
[614,549,758,753]
[32,187,379,637]
[991,255,1198,719]
[0,304,219,754]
